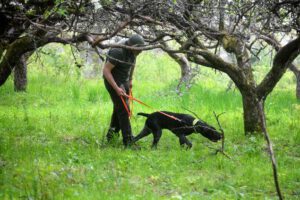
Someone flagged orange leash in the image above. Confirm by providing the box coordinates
[122,94,181,122]
[120,88,134,118]
[129,89,133,116]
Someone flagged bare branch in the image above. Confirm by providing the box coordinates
[213,111,231,159]
[92,16,133,47]
[257,102,284,200]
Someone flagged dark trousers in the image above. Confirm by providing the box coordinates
[104,79,133,146]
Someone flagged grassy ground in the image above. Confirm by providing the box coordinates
[0,50,300,199]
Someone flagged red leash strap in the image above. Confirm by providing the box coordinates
[129,89,133,116]
[123,94,181,122]
[120,95,131,118]
[119,89,134,118]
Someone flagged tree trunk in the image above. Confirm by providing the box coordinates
[296,73,300,99]
[289,64,300,99]
[0,34,58,87]
[173,54,192,91]
[242,93,264,134]
[14,54,27,92]
[164,43,193,93]
[231,38,264,133]
[0,37,34,86]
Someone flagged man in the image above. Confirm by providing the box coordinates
[103,34,144,147]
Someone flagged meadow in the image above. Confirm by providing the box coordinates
[0,48,299,199]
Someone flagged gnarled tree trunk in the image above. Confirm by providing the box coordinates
[241,92,264,133]
[169,53,192,92]
[230,37,264,134]
[161,42,193,93]
[289,64,300,99]
[14,54,28,92]
[0,37,34,86]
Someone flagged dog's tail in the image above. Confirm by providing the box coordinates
[137,112,150,117]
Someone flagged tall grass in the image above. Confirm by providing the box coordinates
[0,50,299,199]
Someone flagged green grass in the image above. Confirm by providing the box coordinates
[0,50,300,199]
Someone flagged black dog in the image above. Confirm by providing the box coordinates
[133,111,222,148]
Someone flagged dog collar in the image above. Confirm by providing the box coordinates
[192,119,199,126]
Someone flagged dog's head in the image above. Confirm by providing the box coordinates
[192,119,222,142]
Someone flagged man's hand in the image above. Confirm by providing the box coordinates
[116,87,126,96]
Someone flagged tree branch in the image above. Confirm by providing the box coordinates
[257,101,284,200]
[257,35,300,99]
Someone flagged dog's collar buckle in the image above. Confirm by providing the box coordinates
[192,119,199,126]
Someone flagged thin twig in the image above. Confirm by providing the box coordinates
[213,111,225,150]
[257,101,283,200]
[182,107,201,119]
[213,111,231,159]
[204,143,232,159]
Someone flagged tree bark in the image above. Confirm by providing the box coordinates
[227,37,264,133]
[241,92,264,134]
[14,54,28,92]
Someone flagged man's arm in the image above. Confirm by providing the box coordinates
[103,61,126,96]
[129,64,136,89]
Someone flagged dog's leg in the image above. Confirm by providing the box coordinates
[178,135,192,148]
[133,126,152,142]
[151,129,162,149]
